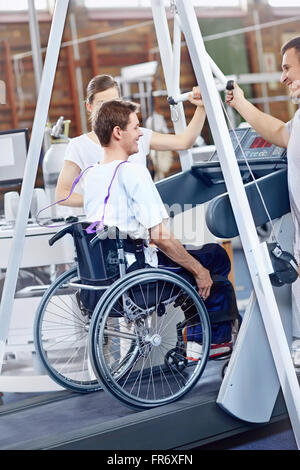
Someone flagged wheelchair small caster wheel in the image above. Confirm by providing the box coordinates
[165,348,187,372]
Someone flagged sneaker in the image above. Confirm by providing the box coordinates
[291,339,300,373]
[209,342,232,359]
[186,341,232,361]
[186,341,202,361]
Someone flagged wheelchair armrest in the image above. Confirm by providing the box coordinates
[49,225,74,246]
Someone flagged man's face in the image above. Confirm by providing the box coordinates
[281,47,300,104]
[121,112,143,155]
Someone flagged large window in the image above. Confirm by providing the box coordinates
[84,0,243,8]
[0,0,245,12]
[0,0,47,10]
[268,0,300,6]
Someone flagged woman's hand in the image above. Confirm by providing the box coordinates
[188,86,204,108]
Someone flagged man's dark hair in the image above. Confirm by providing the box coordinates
[86,74,120,105]
[92,99,139,147]
[281,36,300,62]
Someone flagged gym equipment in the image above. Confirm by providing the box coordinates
[153,0,300,446]
[1,0,299,449]
[0,128,28,188]
[42,116,70,218]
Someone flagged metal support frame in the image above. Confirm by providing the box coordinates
[151,0,300,447]
[171,13,181,102]
[0,0,70,380]
[28,0,51,153]
[69,12,88,134]
[151,0,192,171]
[151,0,237,168]
[28,0,43,97]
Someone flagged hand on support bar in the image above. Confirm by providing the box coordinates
[225,80,245,107]
[167,86,204,107]
[168,79,238,105]
[168,91,192,105]
[226,80,235,91]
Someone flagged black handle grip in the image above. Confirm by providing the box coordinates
[49,225,73,246]
[226,80,235,91]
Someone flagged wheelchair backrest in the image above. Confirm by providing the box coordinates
[72,223,119,282]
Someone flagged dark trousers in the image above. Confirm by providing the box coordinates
[158,243,239,344]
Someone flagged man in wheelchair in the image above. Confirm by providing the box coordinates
[82,99,239,362]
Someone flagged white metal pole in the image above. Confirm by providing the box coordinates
[206,55,237,127]
[0,0,70,372]
[171,13,181,100]
[175,0,300,447]
[151,0,193,171]
[28,0,51,152]
[28,0,43,96]
[69,12,88,134]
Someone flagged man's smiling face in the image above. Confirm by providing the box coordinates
[281,47,300,104]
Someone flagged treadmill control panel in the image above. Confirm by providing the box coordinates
[192,127,287,185]
[210,127,287,162]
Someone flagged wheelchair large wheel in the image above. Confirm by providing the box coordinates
[34,267,101,393]
[89,268,211,409]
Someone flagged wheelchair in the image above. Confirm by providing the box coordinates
[34,222,221,409]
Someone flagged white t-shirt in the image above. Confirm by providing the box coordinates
[286,108,300,339]
[64,127,152,170]
[286,108,300,259]
[83,160,169,267]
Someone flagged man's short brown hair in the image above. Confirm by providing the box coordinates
[281,36,300,62]
[92,99,139,147]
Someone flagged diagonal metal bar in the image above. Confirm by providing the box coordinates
[174,0,300,448]
[0,0,70,372]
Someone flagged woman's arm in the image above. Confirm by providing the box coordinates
[149,87,206,151]
[55,160,84,207]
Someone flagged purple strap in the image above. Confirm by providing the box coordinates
[86,160,129,234]
[37,160,129,234]
[36,165,94,228]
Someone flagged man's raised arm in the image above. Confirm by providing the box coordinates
[225,82,290,148]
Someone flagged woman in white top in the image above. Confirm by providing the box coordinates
[55,74,206,208]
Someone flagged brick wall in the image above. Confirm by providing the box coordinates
[0,3,299,177]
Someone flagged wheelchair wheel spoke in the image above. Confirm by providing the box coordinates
[34,268,100,393]
[90,269,211,409]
